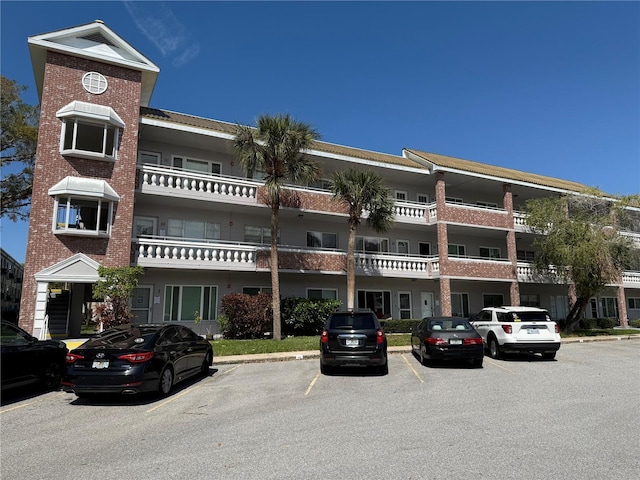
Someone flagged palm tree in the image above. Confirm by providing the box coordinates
[330,168,395,310]
[233,114,320,340]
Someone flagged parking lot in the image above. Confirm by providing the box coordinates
[1,340,639,480]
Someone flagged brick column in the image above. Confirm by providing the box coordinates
[434,171,452,315]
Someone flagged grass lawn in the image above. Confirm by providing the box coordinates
[211,330,639,357]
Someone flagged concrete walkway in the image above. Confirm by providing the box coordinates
[61,333,640,366]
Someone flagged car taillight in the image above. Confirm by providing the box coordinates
[321,329,329,344]
[555,323,560,334]
[426,337,447,346]
[463,338,483,345]
[501,324,513,334]
[376,329,386,345]
[118,352,154,364]
[66,353,84,364]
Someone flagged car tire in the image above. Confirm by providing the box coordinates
[158,367,174,396]
[542,352,556,360]
[378,359,389,375]
[488,337,502,359]
[201,352,212,376]
[41,362,63,390]
[320,361,332,375]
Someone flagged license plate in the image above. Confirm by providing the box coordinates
[92,360,109,369]
[449,339,463,345]
[526,329,540,334]
[345,338,359,347]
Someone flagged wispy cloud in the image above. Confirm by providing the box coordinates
[123,1,200,67]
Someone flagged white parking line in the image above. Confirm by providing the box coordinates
[401,354,425,383]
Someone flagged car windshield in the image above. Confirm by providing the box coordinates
[330,314,376,330]
[429,319,472,331]
[81,326,157,349]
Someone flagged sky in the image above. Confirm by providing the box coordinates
[1,0,639,264]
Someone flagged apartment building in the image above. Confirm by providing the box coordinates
[1,248,24,323]
[18,21,640,339]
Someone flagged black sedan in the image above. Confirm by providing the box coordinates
[411,317,484,367]
[63,323,213,397]
[1,320,68,392]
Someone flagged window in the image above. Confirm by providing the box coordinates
[54,196,113,235]
[628,298,640,309]
[398,292,412,319]
[137,151,160,165]
[445,196,463,204]
[245,226,276,244]
[357,290,391,318]
[451,293,470,317]
[172,156,221,175]
[476,201,498,208]
[243,287,272,295]
[417,194,429,204]
[164,285,217,322]
[356,236,389,253]
[308,178,332,190]
[517,250,535,262]
[133,216,157,236]
[397,240,410,255]
[307,232,337,249]
[601,297,618,318]
[483,294,504,308]
[167,219,220,240]
[448,244,466,256]
[479,247,501,259]
[395,191,407,201]
[419,242,431,256]
[520,294,540,307]
[82,72,108,94]
[57,101,124,161]
[307,289,337,300]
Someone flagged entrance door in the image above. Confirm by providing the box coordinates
[420,292,434,318]
[131,286,153,323]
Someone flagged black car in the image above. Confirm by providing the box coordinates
[1,320,68,392]
[411,317,484,367]
[320,309,388,375]
[63,323,213,397]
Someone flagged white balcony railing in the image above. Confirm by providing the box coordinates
[393,201,433,224]
[138,165,260,204]
[136,237,258,271]
[355,253,437,278]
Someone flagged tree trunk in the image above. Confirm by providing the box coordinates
[565,296,588,333]
[270,204,281,340]
[346,223,357,309]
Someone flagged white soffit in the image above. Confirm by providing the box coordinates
[28,20,159,106]
[56,101,125,128]
[48,176,120,202]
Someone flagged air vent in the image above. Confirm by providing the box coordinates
[80,33,114,46]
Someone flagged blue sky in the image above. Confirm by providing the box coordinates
[1,0,639,263]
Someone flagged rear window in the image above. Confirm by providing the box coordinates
[329,313,377,330]
[82,326,157,349]
[429,319,472,331]
[501,311,550,322]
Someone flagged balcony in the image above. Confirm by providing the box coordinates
[137,165,260,206]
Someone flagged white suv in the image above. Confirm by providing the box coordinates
[471,306,561,360]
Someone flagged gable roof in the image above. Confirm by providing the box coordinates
[404,148,591,193]
[139,107,421,170]
[34,253,101,283]
[28,20,159,106]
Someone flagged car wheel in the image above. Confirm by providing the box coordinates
[542,352,556,360]
[320,361,332,375]
[158,367,173,396]
[378,359,389,375]
[488,337,502,359]
[201,352,212,376]
[41,362,63,390]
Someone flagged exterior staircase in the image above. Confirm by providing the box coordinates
[46,290,70,337]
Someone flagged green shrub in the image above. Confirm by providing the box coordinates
[628,319,640,328]
[579,318,598,330]
[281,297,341,336]
[220,293,272,339]
[380,319,421,333]
[595,318,617,329]
[580,318,618,330]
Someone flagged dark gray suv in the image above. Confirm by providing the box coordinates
[319,310,388,375]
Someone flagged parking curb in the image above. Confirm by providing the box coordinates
[213,335,640,365]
